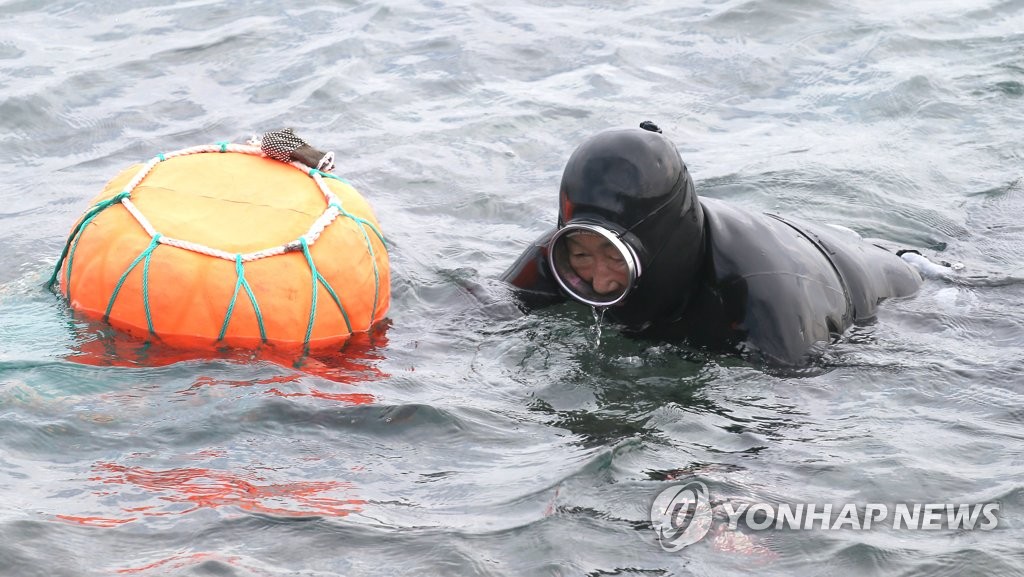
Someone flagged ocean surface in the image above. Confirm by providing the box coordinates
[1,0,1022,575]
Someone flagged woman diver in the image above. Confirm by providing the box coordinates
[501,122,925,366]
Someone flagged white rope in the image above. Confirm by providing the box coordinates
[120,198,157,238]
[115,144,355,262]
[159,236,239,261]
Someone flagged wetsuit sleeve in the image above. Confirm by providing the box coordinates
[730,274,844,366]
[499,228,565,310]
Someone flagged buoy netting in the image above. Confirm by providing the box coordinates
[48,142,390,350]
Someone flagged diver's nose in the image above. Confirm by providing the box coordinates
[591,261,623,295]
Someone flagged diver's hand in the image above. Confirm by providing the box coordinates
[899,250,964,280]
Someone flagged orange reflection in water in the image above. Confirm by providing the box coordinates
[183,373,376,405]
[66,318,391,386]
[114,552,245,575]
[53,514,135,528]
[66,319,390,404]
[57,461,365,527]
[266,387,375,404]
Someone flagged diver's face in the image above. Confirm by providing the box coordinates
[565,233,630,295]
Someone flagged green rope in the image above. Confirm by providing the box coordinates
[219,259,244,339]
[354,219,381,323]
[104,234,162,331]
[240,269,267,342]
[218,255,267,342]
[328,201,385,322]
[311,169,351,185]
[365,231,381,322]
[317,273,353,335]
[47,191,131,293]
[299,237,356,348]
[62,211,97,302]
[352,216,387,247]
[329,201,387,247]
[300,238,320,348]
[140,236,159,335]
[316,174,387,245]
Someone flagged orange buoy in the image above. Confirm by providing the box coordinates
[49,143,390,350]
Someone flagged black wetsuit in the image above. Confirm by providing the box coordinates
[501,127,922,366]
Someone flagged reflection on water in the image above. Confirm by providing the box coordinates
[56,460,364,527]
[114,552,249,576]
[183,374,376,405]
[65,314,391,384]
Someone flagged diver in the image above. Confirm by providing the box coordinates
[500,122,925,366]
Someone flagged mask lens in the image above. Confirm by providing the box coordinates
[549,225,639,307]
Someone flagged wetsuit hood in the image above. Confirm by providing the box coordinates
[556,127,706,327]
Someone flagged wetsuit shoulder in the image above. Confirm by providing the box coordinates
[699,198,851,365]
[499,228,565,309]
